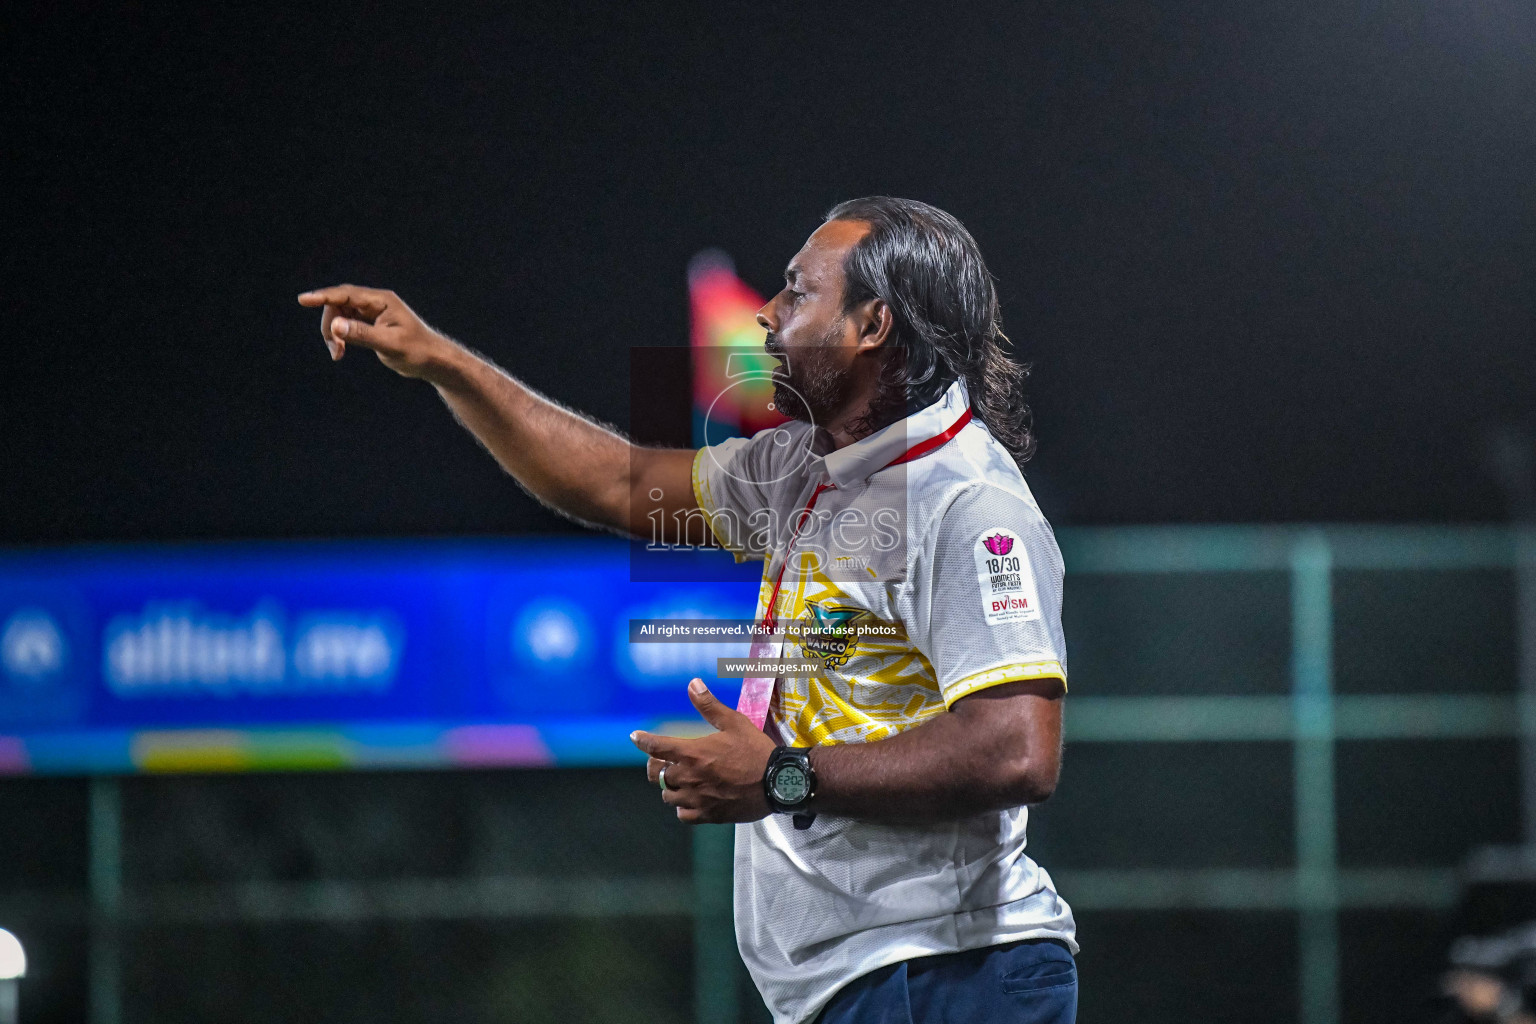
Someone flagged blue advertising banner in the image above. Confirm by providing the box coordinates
[0,539,760,774]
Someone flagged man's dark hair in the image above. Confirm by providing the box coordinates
[826,196,1036,465]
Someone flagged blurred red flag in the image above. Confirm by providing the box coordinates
[688,251,787,446]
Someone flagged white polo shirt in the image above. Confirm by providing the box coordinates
[690,379,1077,1024]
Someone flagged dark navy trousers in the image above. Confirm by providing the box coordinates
[813,939,1078,1024]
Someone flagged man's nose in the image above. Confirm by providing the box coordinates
[756,302,777,335]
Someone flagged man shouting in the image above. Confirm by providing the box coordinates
[299,197,1078,1023]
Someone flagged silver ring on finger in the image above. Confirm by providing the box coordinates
[659,765,671,792]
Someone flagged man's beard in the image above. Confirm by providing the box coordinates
[768,324,849,426]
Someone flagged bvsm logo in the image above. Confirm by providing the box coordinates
[989,595,1031,614]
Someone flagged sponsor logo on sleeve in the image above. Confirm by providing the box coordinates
[973,528,1042,625]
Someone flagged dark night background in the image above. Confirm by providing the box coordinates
[1,3,1532,1023]
[3,1,1531,545]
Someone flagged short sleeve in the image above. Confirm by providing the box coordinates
[908,483,1068,708]
[691,421,816,562]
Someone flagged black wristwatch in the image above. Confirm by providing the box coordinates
[764,746,817,829]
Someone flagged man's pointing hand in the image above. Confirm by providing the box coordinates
[633,678,779,825]
[297,285,454,379]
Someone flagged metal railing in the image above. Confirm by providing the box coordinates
[53,525,1534,1024]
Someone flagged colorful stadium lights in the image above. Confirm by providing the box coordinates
[687,249,785,447]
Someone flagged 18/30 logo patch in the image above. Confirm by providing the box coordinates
[974,528,1042,625]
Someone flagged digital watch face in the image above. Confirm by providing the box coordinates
[772,763,809,805]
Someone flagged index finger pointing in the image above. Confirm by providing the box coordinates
[297,286,390,316]
[630,730,690,762]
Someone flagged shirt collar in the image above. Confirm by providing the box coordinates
[818,378,972,488]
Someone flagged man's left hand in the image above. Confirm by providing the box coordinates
[631,678,778,824]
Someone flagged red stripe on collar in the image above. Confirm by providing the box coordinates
[882,407,973,470]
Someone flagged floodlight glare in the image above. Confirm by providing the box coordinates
[0,930,24,980]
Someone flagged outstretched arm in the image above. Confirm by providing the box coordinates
[632,676,1064,825]
[297,285,697,537]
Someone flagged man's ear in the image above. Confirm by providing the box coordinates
[854,298,893,352]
